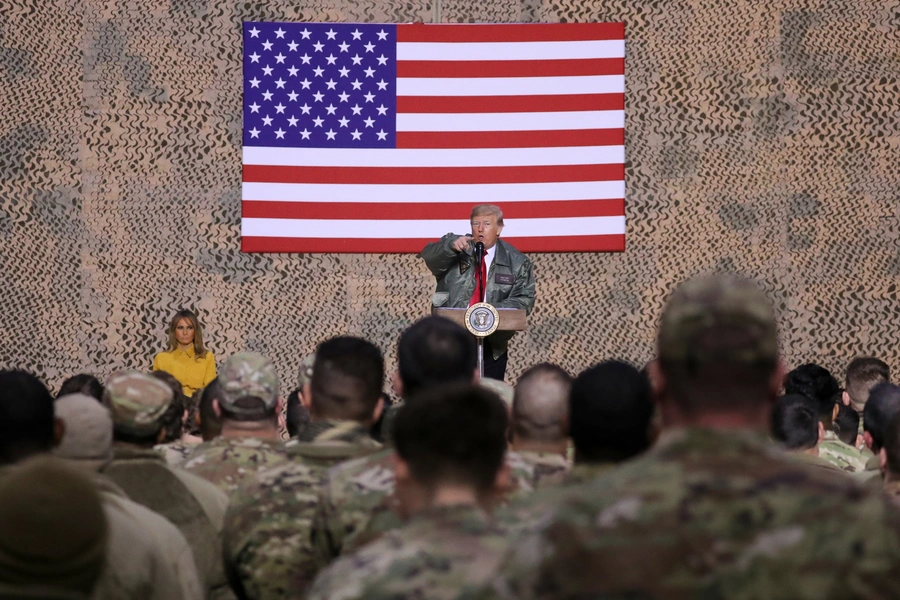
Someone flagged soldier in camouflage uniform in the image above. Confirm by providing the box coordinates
[311,317,479,559]
[102,370,229,598]
[221,337,385,600]
[880,411,900,500]
[505,363,571,499]
[480,274,900,599]
[307,382,511,600]
[784,363,874,473]
[181,352,289,493]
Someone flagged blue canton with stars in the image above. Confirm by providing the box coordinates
[243,22,397,148]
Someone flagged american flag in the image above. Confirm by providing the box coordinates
[242,22,625,253]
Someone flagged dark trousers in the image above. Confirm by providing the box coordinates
[482,336,508,381]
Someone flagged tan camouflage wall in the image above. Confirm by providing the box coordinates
[1,0,899,394]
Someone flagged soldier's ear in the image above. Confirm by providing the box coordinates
[53,418,66,448]
[831,403,840,422]
[212,399,222,418]
[391,369,404,398]
[880,448,888,472]
[371,395,385,425]
[842,391,851,406]
[864,431,875,452]
[817,422,825,445]
[301,382,313,411]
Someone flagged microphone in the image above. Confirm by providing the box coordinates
[474,241,484,264]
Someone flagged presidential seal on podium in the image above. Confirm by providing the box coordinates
[465,302,500,337]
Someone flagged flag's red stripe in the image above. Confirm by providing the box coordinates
[397,58,624,78]
[396,128,625,149]
[396,23,625,43]
[396,93,624,113]
[242,234,625,254]
[243,164,624,185]
[242,199,625,220]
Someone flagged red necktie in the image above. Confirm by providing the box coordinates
[468,253,486,307]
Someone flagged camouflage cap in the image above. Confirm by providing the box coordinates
[480,377,514,409]
[298,353,316,389]
[105,371,174,436]
[658,273,777,365]
[220,352,280,415]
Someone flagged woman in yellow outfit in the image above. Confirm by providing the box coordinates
[152,309,216,397]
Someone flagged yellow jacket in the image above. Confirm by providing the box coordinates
[153,347,217,397]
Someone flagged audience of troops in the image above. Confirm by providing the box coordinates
[4,273,900,598]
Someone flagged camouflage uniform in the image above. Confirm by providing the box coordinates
[182,436,288,493]
[154,438,201,466]
[307,505,510,600]
[313,448,540,559]
[819,430,872,473]
[505,450,569,502]
[421,233,535,360]
[180,352,290,493]
[102,370,229,597]
[222,420,381,600]
[482,275,900,599]
[483,428,900,599]
[562,461,616,485]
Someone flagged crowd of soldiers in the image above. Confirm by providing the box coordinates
[3,272,900,599]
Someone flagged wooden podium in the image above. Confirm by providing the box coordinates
[432,306,527,378]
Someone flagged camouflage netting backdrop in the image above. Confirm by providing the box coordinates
[1,0,899,394]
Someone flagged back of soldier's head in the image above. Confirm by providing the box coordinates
[833,401,860,446]
[512,363,571,444]
[285,387,310,437]
[657,274,779,414]
[57,373,104,403]
[771,395,819,451]
[0,370,55,465]
[393,382,508,494]
[199,378,224,440]
[783,364,841,424]
[0,455,107,596]
[882,412,900,477]
[845,357,890,411]
[570,360,653,463]
[217,352,281,423]
[151,370,186,442]
[104,371,174,445]
[397,316,476,398]
[311,336,384,422]
[864,383,900,453]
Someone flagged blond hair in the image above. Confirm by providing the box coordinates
[166,309,208,358]
[470,204,504,226]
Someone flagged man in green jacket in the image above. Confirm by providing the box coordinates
[419,204,535,380]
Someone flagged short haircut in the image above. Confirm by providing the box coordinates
[771,395,819,451]
[882,412,900,476]
[369,392,394,444]
[512,363,571,443]
[151,370,186,442]
[470,204,504,226]
[569,361,654,463]
[393,382,508,494]
[863,383,900,453]
[0,370,55,465]
[311,336,385,422]
[57,374,104,402]
[783,364,841,423]
[199,378,224,440]
[285,387,309,438]
[397,317,476,398]
[833,402,860,446]
[845,357,890,408]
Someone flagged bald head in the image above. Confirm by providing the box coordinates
[512,363,572,445]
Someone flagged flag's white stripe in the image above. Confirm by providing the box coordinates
[242,181,625,203]
[396,75,624,97]
[396,40,625,62]
[242,216,626,239]
[243,145,625,167]
[396,110,623,132]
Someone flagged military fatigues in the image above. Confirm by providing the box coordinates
[307,505,510,600]
[312,447,546,559]
[819,430,873,473]
[222,420,382,600]
[420,234,535,360]
[154,438,201,467]
[504,450,569,502]
[182,436,288,493]
[481,428,900,600]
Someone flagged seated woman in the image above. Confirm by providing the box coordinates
[153,309,216,397]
